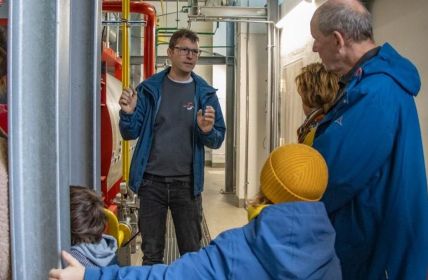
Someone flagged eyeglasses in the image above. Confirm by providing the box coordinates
[173,46,201,57]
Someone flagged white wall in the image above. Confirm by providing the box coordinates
[209,22,227,167]
[278,1,318,144]
[212,64,227,166]
[371,0,428,177]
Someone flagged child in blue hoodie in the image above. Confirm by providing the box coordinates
[50,145,341,280]
[69,186,118,268]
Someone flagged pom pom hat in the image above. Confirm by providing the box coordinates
[260,144,328,204]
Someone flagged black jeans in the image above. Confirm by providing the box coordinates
[138,175,202,265]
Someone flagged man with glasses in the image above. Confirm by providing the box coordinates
[119,29,226,265]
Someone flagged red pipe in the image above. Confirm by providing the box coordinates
[102,1,156,79]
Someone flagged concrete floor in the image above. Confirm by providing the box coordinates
[129,166,247,265]
[202,167,247,239]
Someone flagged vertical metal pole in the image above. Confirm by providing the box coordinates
[176,0,179,28]
[70,0,101,192]
[244,22,250,201]
[122,0,130,183]
[267,0,280,150]
[9,0,71,278]
[225,22,235,194]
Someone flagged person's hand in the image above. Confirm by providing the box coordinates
[119,87,137,114]
[48,251,85,280]
[197,106,215,133]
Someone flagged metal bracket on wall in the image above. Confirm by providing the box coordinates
[188,6,267,20]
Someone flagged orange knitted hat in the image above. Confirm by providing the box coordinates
[260,144,328,204]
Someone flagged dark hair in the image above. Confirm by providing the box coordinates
[314,0,373,42]
[0,26,6,77]
[168,29,199,49]
[0,47,6,77]
[70,186,106,245]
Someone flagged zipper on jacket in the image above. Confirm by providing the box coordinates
[192,84,199,194]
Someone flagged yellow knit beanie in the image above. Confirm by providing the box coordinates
[260,144,328,204]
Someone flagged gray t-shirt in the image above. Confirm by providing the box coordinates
[144,76,195,177]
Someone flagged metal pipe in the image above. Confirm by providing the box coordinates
[116,14,120,56]
[267,0,280,150]
[224,22,236,195]
[9,0,73,277]
[271,26,280,150]
[190,0,198,18]
[102,20,147,25]
[106,14,110,48]
[176,0,179,28]
[157,27,183,31]
[102,0,157,79]
[121,0,130,182]
[244,22,250,202]
[188,17,275,25]
[188,6,267,19]
[122,0,130,87]
[267,23,273,150]
[157,31,217,35]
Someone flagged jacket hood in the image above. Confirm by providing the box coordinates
[243,202,340,279]
[363,43,420,96]
[71,234,117,267]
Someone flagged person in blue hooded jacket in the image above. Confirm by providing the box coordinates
[310,0,428,279]
[48,144,342,280]
[69,186,118,268]
[118,29,226,265]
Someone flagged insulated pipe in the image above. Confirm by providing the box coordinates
[102,0,156,78]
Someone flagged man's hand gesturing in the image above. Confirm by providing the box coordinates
[119,87,137,114]
[197,105,215,133]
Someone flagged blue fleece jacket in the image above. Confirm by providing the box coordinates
[314,43,428,279]
[119,68,226,196]
[85,202,342,280]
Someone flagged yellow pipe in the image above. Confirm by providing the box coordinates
[104,208,132,248]
[122,0,130,182]
[160,0,165,27]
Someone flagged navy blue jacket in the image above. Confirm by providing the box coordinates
[85,202,342,279]
[314,43,428,279]
[119,68,226,195]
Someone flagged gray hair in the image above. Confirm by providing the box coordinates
[314,1,373,42]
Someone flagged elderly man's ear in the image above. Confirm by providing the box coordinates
[332,30,346,49]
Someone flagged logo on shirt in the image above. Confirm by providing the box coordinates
[183,102,194,111]
[334,116,343,126]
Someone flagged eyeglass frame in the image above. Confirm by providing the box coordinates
[173,46,202,57]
